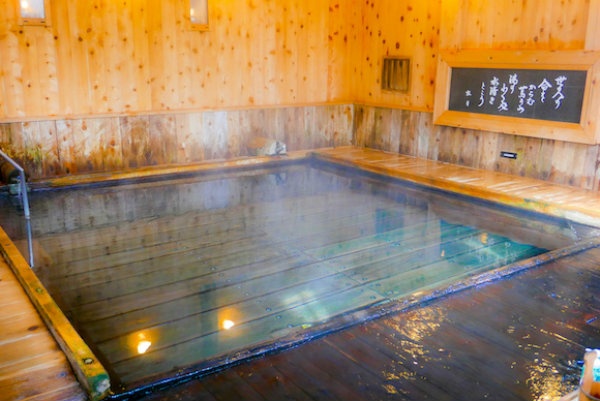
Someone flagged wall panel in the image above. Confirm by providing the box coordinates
[354,0,441,110]
[0,105,354,180]
[175,112,205,163]
[55,117,123,175]
[443,0,588,51]
[357,0,590,112]
[0,0,356,119]
[352,0,600,192]
[355,105,600,191]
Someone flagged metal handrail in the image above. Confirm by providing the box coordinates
[0,149,34,267]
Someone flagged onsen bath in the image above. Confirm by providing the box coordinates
[1,147,599,400]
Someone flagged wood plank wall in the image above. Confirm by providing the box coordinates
[0,105,354,178]
[354,0,441,111]
[353,107,600,190]
[0,0,356,117]
[0,0,357,179]
[0,0,599,191]
[354,0,600,191]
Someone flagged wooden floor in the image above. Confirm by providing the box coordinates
[0,256,86,401]
[1,146,600,401]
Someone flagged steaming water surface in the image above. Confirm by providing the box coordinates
[0,161,591,391]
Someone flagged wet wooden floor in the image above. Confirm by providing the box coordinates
[139,243,600,401]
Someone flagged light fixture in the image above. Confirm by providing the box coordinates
[19,0,49,26]
[189,0,208,30]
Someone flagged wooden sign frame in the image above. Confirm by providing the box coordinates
[433,50,600,144]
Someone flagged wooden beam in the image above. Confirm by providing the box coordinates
[586,0,600,50]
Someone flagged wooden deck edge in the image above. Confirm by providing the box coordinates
[0,226,111,401]
[311,146,600,228]
[323,235,600,336]
[30,151,311,189]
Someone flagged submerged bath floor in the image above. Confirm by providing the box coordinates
[1,159,590,393]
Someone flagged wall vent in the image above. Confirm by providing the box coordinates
[381,57,410,92]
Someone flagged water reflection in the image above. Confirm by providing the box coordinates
[222,320,235,330]
[373,294,581,400]
[526,357,566,401]
[135,332,152,355]
[218,307,240,332]
[379,307,447,387]
[519,324,580,400]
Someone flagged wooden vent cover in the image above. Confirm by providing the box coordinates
[381,57,410,92]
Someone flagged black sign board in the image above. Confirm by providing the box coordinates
[448,68,587,124]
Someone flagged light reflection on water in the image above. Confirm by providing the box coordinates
[520,324,581,400]
[526,357,565,401]
[373,291,582,401]
[379,307,446,389]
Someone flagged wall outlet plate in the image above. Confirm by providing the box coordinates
[500,151,518,159]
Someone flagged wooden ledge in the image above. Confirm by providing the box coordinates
[312,147,600,228]
[31,150,310,189]
[0,226,111,400]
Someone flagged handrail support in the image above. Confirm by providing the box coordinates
[0,149,34,267]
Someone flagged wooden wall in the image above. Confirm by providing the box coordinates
[0,0,357,117]
[0,0,357,178]
[0,105,354,178]
[355,0,600,191]
[354,107,600,190]
[353,1,441,111]
[353,0,591,111]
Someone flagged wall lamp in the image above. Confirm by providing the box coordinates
[189,0,209,31]
[19,0,50,26]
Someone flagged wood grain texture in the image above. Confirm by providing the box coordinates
[354,106,600,191]
[2,102,600,195]
[0,0,591,118]
[22,156,566,389]
[0,255,86,401]
[315,146,600,227]
[0,0,355,119]
[0,223,111,400]
[353,0,441,111]
[0,0,599,195]
[452,0,588,50]
[1,147,599,399]
[0,105,354,180]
